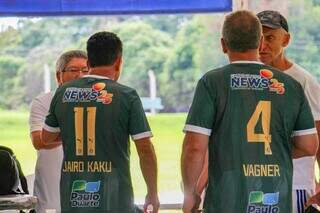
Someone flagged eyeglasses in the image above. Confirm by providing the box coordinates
[62,67,89,73]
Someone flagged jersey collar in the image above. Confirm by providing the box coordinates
[231,60,263,65]
[82,74,111,80]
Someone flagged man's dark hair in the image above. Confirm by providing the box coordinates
[87,31,123,67]
[222,10,262,52]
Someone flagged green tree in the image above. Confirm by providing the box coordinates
[160,16,227,112]
[0,56,25,109]
[160,18,205,112]
[111,21,173,97]
[285,0,320,79]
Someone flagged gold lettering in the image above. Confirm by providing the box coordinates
[106,161,112,172]
[88,161,94,171]
[254,164,260,176]
[275,165,280,176]
[248,165,254,176]
[87,161,112,173]
[93,161,99,171]
[268,165,273,176]
[261,164,267,176]
[242,164,280,177]
[243,165,249,176]
[62,161,84,172]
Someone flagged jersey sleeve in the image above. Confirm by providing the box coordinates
[292,88,317,136]
[303,75,320,121]
[183,77,216,136]
[129,90,152,141]
[44,91,60,133]
[29,95,48,133]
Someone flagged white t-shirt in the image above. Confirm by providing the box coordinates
[285,63,320,190]
[29,92,63,212]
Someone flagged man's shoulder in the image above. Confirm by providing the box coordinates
[259,64,304,88]
[111,81,136,93]
[285,63,318,85]
[202,65,230,79]
[32,91,54,104]
[60,78,85,88]
[202,63,281,80]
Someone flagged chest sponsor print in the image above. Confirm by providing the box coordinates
[231,69,285,95]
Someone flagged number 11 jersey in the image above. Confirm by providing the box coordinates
[44,75,152,213]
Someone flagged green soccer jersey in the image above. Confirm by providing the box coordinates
[44,75,152,213]
[184,61,316,213]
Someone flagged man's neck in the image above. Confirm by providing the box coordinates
[89,66,116,80]
[269,54,293,71]
[228,49,260,63]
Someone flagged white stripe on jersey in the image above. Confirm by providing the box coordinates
[183,124,212,136]
[292,128,317,136]
[131,131,153,140]
[43,123,60,133]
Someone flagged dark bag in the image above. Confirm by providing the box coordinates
[0,145,28,195]
[305,205,320,213]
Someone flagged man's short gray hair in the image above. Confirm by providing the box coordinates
[222,10,262,52]
[55,50,87,73]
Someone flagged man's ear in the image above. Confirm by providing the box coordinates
[114,55,122,72]
[87,60,91,69]
[258,35,264,52]
[56,72,62,86]
[221,38,228,53]
[282,31,290,48]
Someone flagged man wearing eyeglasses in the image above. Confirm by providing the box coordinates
[29,50,88,213]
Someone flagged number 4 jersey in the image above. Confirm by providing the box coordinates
[184,61,316,213]
[44,75,152,213]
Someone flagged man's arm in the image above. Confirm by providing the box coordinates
[31,131,61,150]
[29,94,60,150]
[316,121,320,192]
[41,129,60,147]
[196,151,208,196]
[292,133,319,158]
[181,132,209,213]
[316,120,320,166]
[306,191,320,206]
[134,137,159,213]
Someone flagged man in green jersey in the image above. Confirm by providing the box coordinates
[42,32,159,213]
[181,10,318,213]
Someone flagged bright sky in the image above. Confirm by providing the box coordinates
[0,17,19,30]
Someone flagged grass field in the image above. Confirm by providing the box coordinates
[0,110,186,212]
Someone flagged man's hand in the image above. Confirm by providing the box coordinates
[181,132,208,213]
[306,192,320,206]
[183,193,201,213]
[144,193,159,213]
[31,130,61,150]
[134,138,158,213]
[316,181,320,194]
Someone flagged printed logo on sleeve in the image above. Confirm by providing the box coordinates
[231,69,285,95]
[63,82,113,104]
[70,180,101,208]
[247,191,280,213]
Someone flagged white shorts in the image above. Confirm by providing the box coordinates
[292,189,315,213]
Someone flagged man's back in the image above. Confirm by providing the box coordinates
[45,75,151,213]
[185,62,315,212]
